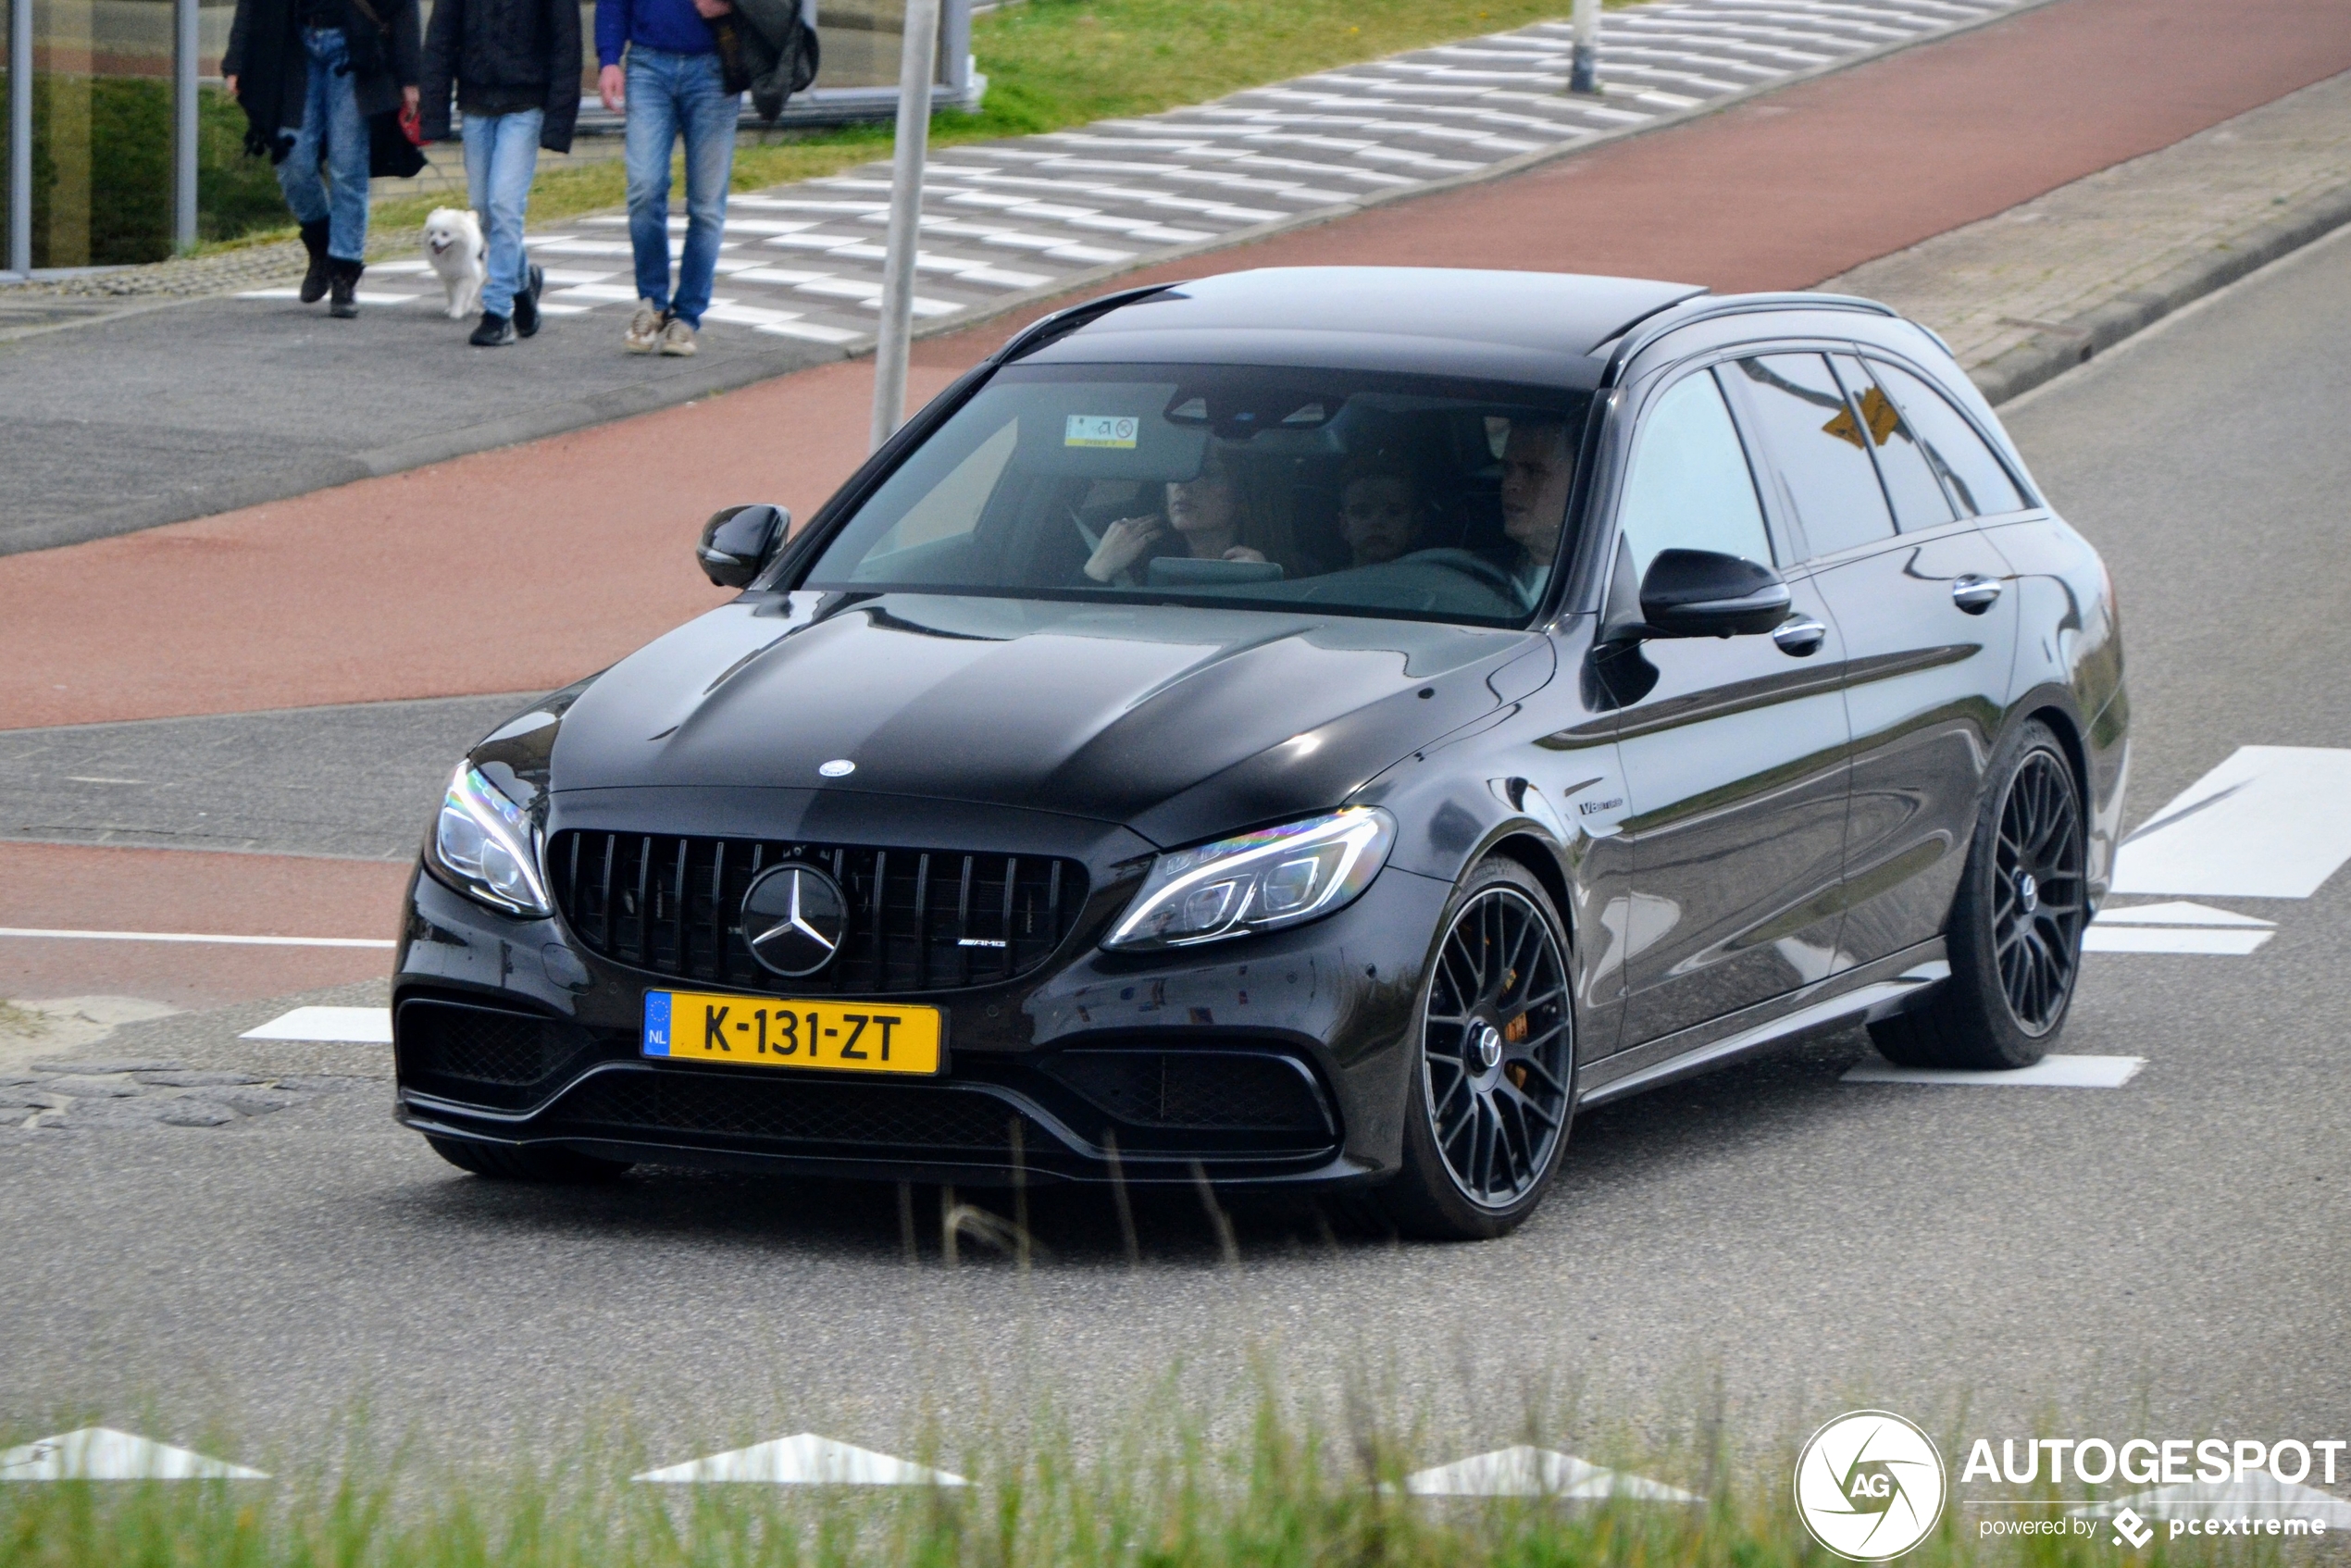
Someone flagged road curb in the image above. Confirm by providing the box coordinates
[1974,180,2351,405]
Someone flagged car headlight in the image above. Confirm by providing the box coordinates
[1103,807,1396,951]
[424,763,552,918]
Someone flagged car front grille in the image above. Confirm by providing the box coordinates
[546,1068,1041,1154]
[548,831,1088,994]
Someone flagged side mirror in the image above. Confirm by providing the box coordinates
[1637,548,1791,638]
[696,504,790,588]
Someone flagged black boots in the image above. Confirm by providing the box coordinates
[328,258,364,318]
[297,219,332,304]
[512,262,545,338]
[469,311,516,346]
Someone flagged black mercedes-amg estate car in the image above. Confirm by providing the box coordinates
[395,267,2125,1238]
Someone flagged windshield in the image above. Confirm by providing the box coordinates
[801,364,1590,627]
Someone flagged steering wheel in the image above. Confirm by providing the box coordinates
[1410,548,1524,604]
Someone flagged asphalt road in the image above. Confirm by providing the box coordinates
[3,230,2348,1485]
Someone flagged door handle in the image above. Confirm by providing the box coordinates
[1772,616,1828,657]
[1951,574,2004,615]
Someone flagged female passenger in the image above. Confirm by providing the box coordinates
[1081,445,1271,585]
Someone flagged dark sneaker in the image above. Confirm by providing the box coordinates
[328,259,364,319]
[469,311,516,347]
[298,219,332,304]
[513,263,545,338]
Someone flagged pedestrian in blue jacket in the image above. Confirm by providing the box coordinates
[597,0,737,356]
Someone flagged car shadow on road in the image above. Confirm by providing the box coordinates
[369,1027,1878,1267]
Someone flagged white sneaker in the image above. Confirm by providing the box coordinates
[623,300,665,354]
[658,316,698,357]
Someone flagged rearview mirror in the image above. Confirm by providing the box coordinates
[1637,548,1791,638]
[697,504,790,589]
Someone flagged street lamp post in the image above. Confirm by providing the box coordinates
[8,0,31,275]
[1570,0,1598,94]
[174,0,199,252]
[869,0,940,453]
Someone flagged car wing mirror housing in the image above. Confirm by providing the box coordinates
[1636,547,1792,638]
[697,504,791,589]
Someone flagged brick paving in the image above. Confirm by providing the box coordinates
[1820,68,2351,371]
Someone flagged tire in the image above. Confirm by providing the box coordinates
[1868,720,2087,1070]
[1379,857,1576,1239]
[426,1135,633,1183]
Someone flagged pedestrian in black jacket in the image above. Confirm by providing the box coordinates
[225,0,422,317]
[421,0,581,345]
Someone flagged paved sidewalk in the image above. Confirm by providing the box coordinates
[1821,69,2351,398]
[0,0,2039,555]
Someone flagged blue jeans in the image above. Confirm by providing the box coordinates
[623,47,735,328]
[463,108,543,317]
[276,27,371,262]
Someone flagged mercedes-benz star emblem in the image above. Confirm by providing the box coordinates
[740,863,849,978]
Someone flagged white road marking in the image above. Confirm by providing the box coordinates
[635,1434,967,1487]
[1843,1053,2145,1088]
[2111,745,2351,898]
[2071,1476,2351,1526]
[1396,1446,1699,1500]
[2083,927,2272,955]
[756,321,863,343]
[0,1428,267,1481]
[0,927,393,949]
[2090,901,2273,927]
[239,1005,392,1044]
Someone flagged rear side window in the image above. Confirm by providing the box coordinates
[1868,358,2028,516]
[1831,353,1955,532]
[1731,354,1897,559]
[1615,368,1773,580]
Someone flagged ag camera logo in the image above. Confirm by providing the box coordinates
[1796,1411,1948,1561]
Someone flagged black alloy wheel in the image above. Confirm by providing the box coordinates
[1382,858,1574,1238]
[1869,720,2086,1071]
[1991,748,2087,1032]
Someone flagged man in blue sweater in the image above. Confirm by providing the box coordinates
[597,0,736,355]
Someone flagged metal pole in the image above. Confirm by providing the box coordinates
[1569,0,1598,94]
[8,0,31,276]
[868,0,939,453]
[172,0,198,251]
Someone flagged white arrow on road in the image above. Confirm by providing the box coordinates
[2112,746,2351,899]
[0,1428,267,1481]
[1395,1446,1698,1500]
[635,1433,967,1487]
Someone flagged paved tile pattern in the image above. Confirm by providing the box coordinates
[1820,68,2351,367]
[241,0,2022,342]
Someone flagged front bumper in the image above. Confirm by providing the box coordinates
[393,857,1450,1188]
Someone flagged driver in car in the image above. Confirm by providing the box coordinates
[1082,444,1270,585]
[1499,417,1575,609]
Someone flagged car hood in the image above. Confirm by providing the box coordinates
[499,593,1550,849]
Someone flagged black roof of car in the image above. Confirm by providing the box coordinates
[1019,267,1711,388]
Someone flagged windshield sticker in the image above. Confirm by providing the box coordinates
[1065,415,1140,449]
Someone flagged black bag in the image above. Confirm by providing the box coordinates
[367,107,428,178]
[720,0,820,124]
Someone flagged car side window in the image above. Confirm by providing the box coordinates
[1614,367,1773,582]
[1830,353,1955,531]
[1731,353,1897,559]
[1867,358,2028,516]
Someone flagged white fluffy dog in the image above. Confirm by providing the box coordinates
[423,206,487,320]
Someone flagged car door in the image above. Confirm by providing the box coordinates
[1723,350,2021,971]
[1598,363,1855,1051]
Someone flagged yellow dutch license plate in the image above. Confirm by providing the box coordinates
[641,989,942,1076]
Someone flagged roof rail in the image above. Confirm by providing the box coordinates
[1600,292,1899,384]
[990,282,1189,364]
